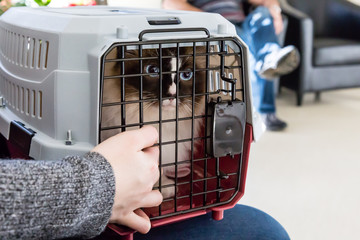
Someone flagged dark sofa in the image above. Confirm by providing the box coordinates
[279,0,360,106]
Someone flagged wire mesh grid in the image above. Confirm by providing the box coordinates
[99,34,246,220]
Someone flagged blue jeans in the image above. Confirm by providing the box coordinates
[134,204,290,240]
[235,6,281,114]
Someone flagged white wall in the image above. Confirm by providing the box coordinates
[108,0,162,8]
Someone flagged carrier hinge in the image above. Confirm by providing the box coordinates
[9,121,36,156]
[0,96,6,108]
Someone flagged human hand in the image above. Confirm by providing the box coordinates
[269,5,284,34]
[91,126,162,234]
[262,0,283,34]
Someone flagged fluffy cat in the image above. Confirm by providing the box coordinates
[101,46,206,198]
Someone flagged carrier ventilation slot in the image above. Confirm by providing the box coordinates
[0,73,43,119]
[0,27,49,70]
[208,72,234,96]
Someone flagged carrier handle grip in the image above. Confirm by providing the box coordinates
[138,28,210,41]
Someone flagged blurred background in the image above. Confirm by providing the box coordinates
[1,1,360,239]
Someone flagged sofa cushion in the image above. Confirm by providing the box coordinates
[313,38,360,66]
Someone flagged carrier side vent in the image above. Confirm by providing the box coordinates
[0,73,43,119]
[208,72,234,96]
[0,27,49,70]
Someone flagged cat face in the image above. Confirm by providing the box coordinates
[102,46,207,186]
[121,47,206,113]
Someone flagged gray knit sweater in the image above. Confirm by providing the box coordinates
[0,152,115,240]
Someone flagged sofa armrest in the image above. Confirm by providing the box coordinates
[279,0,313,44]
[279,0,309,20]
[278,0,314,88]
[279,0,313,49]
[339,0,360,14]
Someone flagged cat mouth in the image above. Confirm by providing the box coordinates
[162,99,177,109]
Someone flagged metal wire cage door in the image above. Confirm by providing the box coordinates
[99,29,247,221]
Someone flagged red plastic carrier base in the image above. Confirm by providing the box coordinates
[103,123,253,240]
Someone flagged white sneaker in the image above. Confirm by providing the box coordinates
[257,45,300,80]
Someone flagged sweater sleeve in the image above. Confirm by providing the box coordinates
[0,152,115,240]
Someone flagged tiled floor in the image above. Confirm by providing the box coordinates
[240,88,360,240]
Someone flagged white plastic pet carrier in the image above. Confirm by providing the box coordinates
[0,6,254,239]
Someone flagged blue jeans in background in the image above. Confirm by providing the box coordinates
[235,6,281,114]
[134,204,290,240]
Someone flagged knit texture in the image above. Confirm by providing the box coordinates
[0,152,115,239]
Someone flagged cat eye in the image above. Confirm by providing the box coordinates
[180,69,193,81]
[146,65,159,77]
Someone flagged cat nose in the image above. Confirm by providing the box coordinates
[166,94,176,99]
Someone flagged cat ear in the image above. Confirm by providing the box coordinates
[111,48,139,59]
[125,50,139,58]
[196,46,207,54]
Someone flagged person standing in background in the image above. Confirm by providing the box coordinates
[163,0,300,131]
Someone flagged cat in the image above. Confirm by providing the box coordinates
[101,46,206,198]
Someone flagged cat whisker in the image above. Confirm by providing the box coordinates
[179,103,193,115]
[182,99,202,109]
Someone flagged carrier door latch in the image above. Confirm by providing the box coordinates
[207,98,246,158]
[9,121,36,156]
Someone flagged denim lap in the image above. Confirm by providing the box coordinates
[234,6,279,114]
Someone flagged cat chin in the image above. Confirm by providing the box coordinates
[161,105,176,111]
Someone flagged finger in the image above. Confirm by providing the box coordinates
[279,23,284,33]
[134,208,149,219]
[142,146,160,183]
[143,146,160,163]
[134,125,159,151]
[274,22,282,35]
[275,26,281,35]
[120,210,151,234]
[138,190,163,208]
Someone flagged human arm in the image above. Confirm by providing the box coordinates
[0,152,114,239]
[0,126,162,239]
[248,0,280,8]
[162,0,203,11]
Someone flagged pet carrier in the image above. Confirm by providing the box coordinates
[0,6,255,239]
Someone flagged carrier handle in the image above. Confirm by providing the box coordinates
[138,28,211,41]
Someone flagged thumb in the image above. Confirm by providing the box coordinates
[134,125,158,151]
[119,209,151,234]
